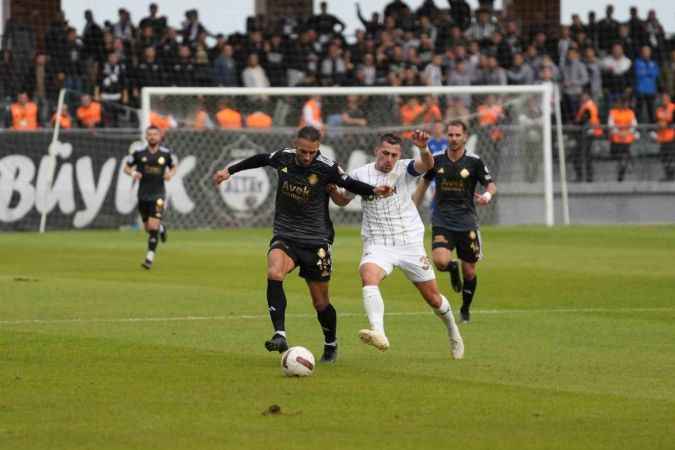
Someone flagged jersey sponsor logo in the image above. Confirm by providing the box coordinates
[460,168,470,178]
[281,180,311,202]
[308,173,319,185]
[437,168,445,174]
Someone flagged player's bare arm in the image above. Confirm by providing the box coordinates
[412,177,431,207]
[474,181,497,206]
[123,162,142,181]
[411,129,434,174]
[213,167,230,185]
[327,184,352,206]
[164,164,177,181]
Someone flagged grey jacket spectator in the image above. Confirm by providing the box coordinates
[465,11,497,43]
[1,16,36,77]
[561,50,589,97]
[583,48,603,101]
[447,60,472,107]
[507,53,534,85]
[213,45,238,86]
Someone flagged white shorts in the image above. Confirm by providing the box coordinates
[360,245,436,283]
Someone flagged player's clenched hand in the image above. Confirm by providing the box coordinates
[213,168,231,185]
[411,129,430,149]
[131,171,142,181]
[326,183,338,194]
[374,185,394,197]
[474,192,492,205]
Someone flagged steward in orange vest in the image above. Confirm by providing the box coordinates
[216,100,242,129]
[51,106,72,129]
[11,92,39,130]
[654,93,675,181]
[246,111,273,128]
[76,95,102,128]
[608,96,637,182]
[299,96,323,133]
[573,92,602,182]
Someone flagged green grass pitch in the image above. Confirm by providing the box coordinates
[1,226,674,450]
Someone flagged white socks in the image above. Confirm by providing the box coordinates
[362,285,385,334]
[145,250,155,262]
[434,295,460,337]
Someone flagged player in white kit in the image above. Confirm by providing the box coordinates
[329,132,464,359]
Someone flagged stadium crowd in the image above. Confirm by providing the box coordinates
[1,0,675,179]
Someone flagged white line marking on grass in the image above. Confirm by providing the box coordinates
[0,307,673,326]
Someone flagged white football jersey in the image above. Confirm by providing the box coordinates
[347,159,425,247]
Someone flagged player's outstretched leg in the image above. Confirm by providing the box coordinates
[142,229,159,270]
[447,260,463,293]
[431,247,462,293]
[264,279,289,353]
[415,280,464,360]
[159,223,168,243]
[359,285,390,351]
[308,281,337,363]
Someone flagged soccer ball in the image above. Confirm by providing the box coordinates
[281,346,315,377]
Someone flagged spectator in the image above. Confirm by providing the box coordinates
[82,10,105,67]
[608,96,637,182]
[617,23,638,60]
[149,110,177,130]
[113,9,135,45]
[309,2,345,40]
[328,95,368,128]
[574,91,602,182]
[192,32,213,86]
[356,4,382,37]
[51,103,72,129]
[507,52,534,85]
[96,52,128,126]
[134,47,164,100]
[55,27,84,93]
[427,121,448,154]
[10,92,38,130]
[418,15,438,45]
[570,14,586,39]
[634,46,659,123]
[601,43,632,106]
[358,53,378,86]
[503,19,524,55]
[193,102,214,130]
[422,95,443,124]
[158,28,180,72]
[446,25,468,50]
[263,34,286,87]
[216,99,242,129]
[596,4,619,53]
[422,53,444,86]
[44,11,69,68]
[561,47,589,123]
[245,110,273,128]
[465,8,497,44]
[627,7,647,48]
[399,96,425,138]
[476,94,505,175]
[489,31,513,69]
[182,9,210,45]
[476,55,507,86]
[446,59,472,109]
[518,97,543,182]
[320,44,347,86]
[24,52,58,126]
[586,11,599,49]
[583,47,603,103]
[448,0,472,31]
[644,10,666,59]
[1,13,36,80]
[213,45,238,87]
[653,92,675,181]
[558,26,573,68]
[139,3,167,39]
[137,24,159,60]
[242,53,270,91]
[170,45,196,87]
[661,50,675,98]
[0,50,20,102]
[76,94,102,128]
[299,95,324,131]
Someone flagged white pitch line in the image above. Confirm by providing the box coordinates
[0,307,673,326]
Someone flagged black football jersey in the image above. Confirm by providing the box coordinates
[125,146,175,201]
[424,151,493,231]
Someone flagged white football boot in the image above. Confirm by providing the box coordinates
[358,329,390,351]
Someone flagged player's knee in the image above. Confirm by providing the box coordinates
[432,257,448,271]
[267,268,286,281]
[462,263,476,280]
[312,298,330,312]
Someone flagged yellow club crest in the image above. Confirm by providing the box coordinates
[142,157,147,162]
[437,168,445,174]
[156,198,164,207]
[281,167,288,173]
[317,248,326,258]
[469,231,477,240]
[460,168,470,178]
[308,174,319,185]
[158,156,165,165]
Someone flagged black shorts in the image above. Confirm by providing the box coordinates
[431,226,482,263]
[138,198,165,222]
[268,237,332,282]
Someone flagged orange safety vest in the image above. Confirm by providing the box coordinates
[246,111,273,128]
[10,102,38,130]
[194,110,209,130]
[609,108,636,144]
[423,104,442,124]
[400,103,425,139]
[51,112,72,129]
[216,108,242,128]
[655,102,675,143]
[150,111,174,130]
[478,104,504,141]
[77,102,102,128]
[299,99,322,129]
[576,99,603,137]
